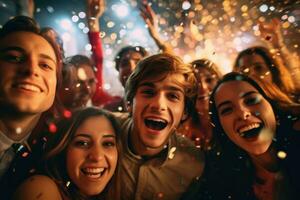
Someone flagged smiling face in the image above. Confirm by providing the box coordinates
[66,115,118,196]
[237,54,273,84]
[0,31,57,115]
[195,67,219,114]
[118,51,144,87]
[130,73,186,156]
[214,80,276,155]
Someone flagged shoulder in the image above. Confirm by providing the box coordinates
[13,175,63,200]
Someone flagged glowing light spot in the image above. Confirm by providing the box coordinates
[277,151,287,159]
[269,6,275,11]
[60,19,72,30]
[63,110,72,118]
[168,147,176,159]
[78,22,85,29]
[182,1,191,10]
[77,68,87,80]
[241,5,248,12]
[49,123,57,133]
[281,15,288,20]
[78,12,86,18]
[157,192,164,198]
[83,27,89,34]
[62,32,71,42]
[46,6,54,13]
[112,3,129,18]
[118,106,123,111]
[107,21,115,28]
[288,16,295,23]
[72,15,79,22]
[85,44,92,51]
[22,152,29,157]
[183,54,192,63]
[16,127,22,134]
[282,21,290,29]
[104,83,111,90]
[259,4,268,13]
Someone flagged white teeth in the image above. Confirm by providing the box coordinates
[17,84,41,92]
[239,123,260,133]
[83,168,105,173]
[146,117,167,123]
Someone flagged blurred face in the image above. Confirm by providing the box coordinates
[60,64,96,110]
[195,67,219,114]
[237,54,273,84]
[0,31,57,115]
[118,51,144,87]
[131,73,186,156]
[66,115,118,197]
[214,80,276,155]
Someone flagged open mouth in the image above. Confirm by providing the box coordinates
[238,123,263,139]
[81,167,105,179]
[144,118,168,131]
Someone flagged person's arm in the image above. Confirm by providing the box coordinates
[139,2,173,53]
[13,175,63,200]
[86,0,115,106]
[15,0,34,18]
[259,19,300,80]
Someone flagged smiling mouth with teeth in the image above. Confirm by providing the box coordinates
[81,168,105,179]
[144,118,168,131]
[15,83,42,92]
[238,123,263,139]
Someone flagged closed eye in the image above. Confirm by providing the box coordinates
[74,140,90,148]
[40,62,54,71]
[244,96,261,106]
[219,106,233,115]
[1,54,25,63]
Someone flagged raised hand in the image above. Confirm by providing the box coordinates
[86,0,105,32]
[86,0,105,19]
[258,18,284,48]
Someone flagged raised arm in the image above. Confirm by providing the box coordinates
[86,0,114,106]
[15,0,35,18]
[259,18,300,87]
[139,2,173,53]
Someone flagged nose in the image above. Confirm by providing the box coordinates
[149,92,167,112]
[80,81,92,96]
[198,80,209,94]
[236,105,251,120]
[87,145,104,162]
[21,55,39,77]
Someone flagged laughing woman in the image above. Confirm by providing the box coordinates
[182,72,300,200]
[13,107,121,200]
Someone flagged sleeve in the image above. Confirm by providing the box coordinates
[88,31,116,106]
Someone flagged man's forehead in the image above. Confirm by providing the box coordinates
[139,74,186,91]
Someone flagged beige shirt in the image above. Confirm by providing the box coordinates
[117,114,205,200]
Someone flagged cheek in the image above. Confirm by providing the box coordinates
[106,149,118,168]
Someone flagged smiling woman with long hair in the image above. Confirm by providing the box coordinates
[13,107,121,200]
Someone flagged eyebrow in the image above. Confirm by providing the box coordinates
[0,46,57,65]
[139,82,185,93]
[74,133,116,139]
[216,90,258,109]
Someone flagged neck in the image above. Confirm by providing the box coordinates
[250,145,279,172]
[130,128,167,157]
[0,114,41,141]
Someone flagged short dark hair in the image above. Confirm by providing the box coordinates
[114,46,148,71]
